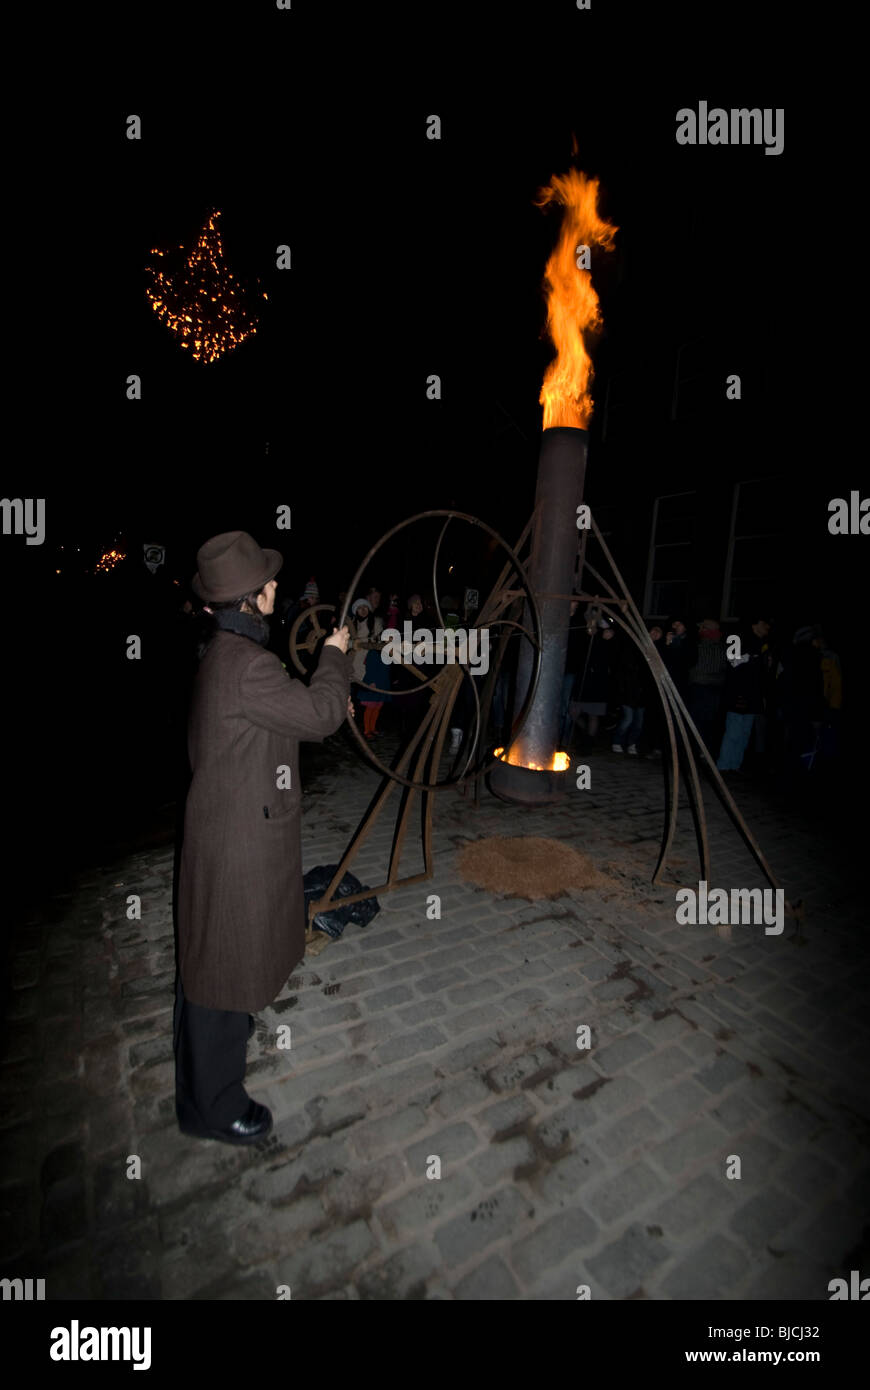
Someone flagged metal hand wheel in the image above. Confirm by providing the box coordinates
[288,603,336,674]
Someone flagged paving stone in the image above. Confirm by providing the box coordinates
[39,1140,86,1191]
[696,1050,749,1093]
[363,984,415,1012]
[356,1240,442,1299]
[395,997,448,1026]
[501,986,551,1010]
[404,1122,479,1174]
[476,1094,536,1140]
[433,1186,532,1268]
[790,1198,863,1267]
[743,1251,833,1301]
[586,1221,671,1298]
[531,1102,588,1155]
[729,1187,803,1245]
[0,1182,39,1262]
[39,1176,89,1249]
[345,1017,401,1049]
[761,1099,823,1147]
[305,1089,369,1138]
[583,1161,668,1225]
[595,1106,665,1160]
[486,1050,557,1094]
[273,1218,377,1298]
[453,1254,521,1299]
[414,967,473,997]
[428,1075,492,1119]
[323,1154,405,1222]
[446,977,506,1008]
[470,1134,536,1187]
[348,1104,429,1161]
[594,1032,655,1073]
[660,1232,750,1299]
[377,1167,477,1240]
[92,1217,163,1299]
[359,929,404,952]
[231,1194,325,1266]
[651,1170,741,1238]
[722,1132,783,1183]
[534,1143,599,1206]
[651,1120,728,1176]
[371,1025,448,1065]
[585,1074,644,1117]
[778,1150,840,1204]
[361,1062,443,1112]
[707,1089,763,1132]
[93,1157,152,1230]
[629,1045,696,1090]
[511,1205,599,1287]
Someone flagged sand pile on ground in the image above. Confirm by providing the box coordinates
[457,836,613,901]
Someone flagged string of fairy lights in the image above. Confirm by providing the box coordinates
[95,547,126,573]
[144,209,267,364]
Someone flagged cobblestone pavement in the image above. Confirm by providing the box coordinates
[2,730,868,1300]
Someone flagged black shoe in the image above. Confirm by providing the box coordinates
[177,1098,273,1146]
[247,1014,256,1041]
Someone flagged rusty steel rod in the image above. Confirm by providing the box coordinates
[589,519,783,894]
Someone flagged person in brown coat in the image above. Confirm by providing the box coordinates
[174,531,352,1145]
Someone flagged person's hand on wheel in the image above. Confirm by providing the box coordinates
[347,696,355,718]
[324,624,350,654]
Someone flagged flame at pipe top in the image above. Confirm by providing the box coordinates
[535,168,617,430]
[495,747,570,773]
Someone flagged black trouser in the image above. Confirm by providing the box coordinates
[173,971,249,1128]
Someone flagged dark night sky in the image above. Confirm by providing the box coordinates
[11,85,801,587]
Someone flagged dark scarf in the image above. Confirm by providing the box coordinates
[212,608,270,646]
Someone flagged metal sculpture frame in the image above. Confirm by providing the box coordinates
[296,506,787,946]
[293,511,544,944]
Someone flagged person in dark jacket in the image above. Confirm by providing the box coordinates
[571,615,615,746]
[642,622,667,757]
[611,629,647,754]
[777,624,826,772]
[559,597,586,746]
[276,577,321,664]
[662,616,695,699]
[175,532,351,1145]
[686,617,727,753]
[394,593,432,744]
[716,616,770,771]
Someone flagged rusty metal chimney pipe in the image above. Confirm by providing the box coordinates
[513,425,588,767]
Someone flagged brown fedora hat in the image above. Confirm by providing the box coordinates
[192,530,283,602]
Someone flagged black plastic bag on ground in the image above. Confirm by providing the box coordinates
[303,863,381,940]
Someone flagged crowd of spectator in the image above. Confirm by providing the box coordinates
[561,602,842,780]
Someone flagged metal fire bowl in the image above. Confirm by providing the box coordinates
[486,757,572,807]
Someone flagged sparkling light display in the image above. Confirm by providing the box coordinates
[145,209,267,364]
[95,548,126,573]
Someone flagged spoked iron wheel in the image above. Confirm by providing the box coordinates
[335,510,544,794]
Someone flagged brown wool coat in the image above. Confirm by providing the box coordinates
[177,634,350,1011]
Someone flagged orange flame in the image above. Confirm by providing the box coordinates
[494,747,570,773]
[535,168,617,429]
